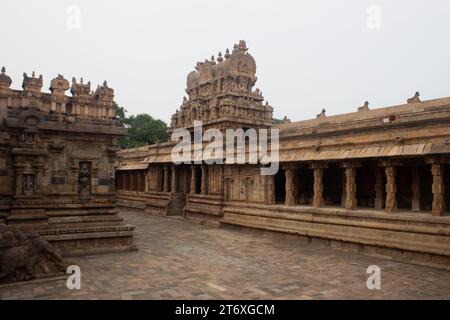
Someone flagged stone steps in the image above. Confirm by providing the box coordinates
[166,193,186,216]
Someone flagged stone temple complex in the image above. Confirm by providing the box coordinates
[116,40,450,270]
[1,40,450,284]
[0,68,135,262]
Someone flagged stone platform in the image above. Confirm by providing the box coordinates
[1,209,449,299]
[222,204,450,271]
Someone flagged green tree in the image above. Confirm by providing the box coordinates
[115,103,127,124]
[115,104,168,149]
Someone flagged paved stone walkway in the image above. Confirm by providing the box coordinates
[1,209,450,300]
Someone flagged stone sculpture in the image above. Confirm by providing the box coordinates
[0,226,67,283]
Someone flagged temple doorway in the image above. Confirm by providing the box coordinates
[195,166,202,194]
[419,164,433,211]
[397,166,413,210]
[274,169,286,204]
[296,167,313,205]
[323,164,343,206]
[356,164,376,208]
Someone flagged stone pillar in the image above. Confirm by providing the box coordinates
[129,171,134,191]
[432,163,446,216]
[411,166,421,211]
[374,168,384,209]
[345,167,357,210]
[201,165,208,195]
[171,166,177,193]
[266,175,275,205]
[313,167,324,208]
[385,166,397,212]
[285,168,296,206]
[163,166,169,193]
[137,171,141,192]
[190,165,196,194]
[341,172,347,207]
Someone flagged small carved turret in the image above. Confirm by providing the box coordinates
[49,74,70,96]
[22,71,43,95]
[0,67,12,92]
[70,77,92,98]
[94,80,114,102]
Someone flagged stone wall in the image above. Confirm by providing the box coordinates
[0,69,135,256]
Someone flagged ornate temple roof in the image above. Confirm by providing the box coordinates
[169,40,274,133]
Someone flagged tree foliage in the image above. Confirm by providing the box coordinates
[115,104,168,149]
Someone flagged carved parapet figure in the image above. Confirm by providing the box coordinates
[0,226,68,284]
[0,67,12,94]
[407,91,421,103]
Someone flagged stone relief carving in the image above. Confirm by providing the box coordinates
[78,162,91,194]
[22,174,35,195]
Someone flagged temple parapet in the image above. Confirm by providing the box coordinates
[0,68,117,120]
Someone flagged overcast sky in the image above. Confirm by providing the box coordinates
[1,0,449,123]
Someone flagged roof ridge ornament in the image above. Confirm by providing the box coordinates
[407,91,421,104]
[358,101,370,112]
[316,108,326,119]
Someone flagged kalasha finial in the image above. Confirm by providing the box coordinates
[224,48,231,59]
[32,71,36,78]
[211,55,215,61]
[80,77,84,84]
[217,52,223,62]
[1,66,5,74]
[103,80,107,86]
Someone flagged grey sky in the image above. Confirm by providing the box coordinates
[1,0,449,123]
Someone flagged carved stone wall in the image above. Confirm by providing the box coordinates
[0,69,135,256]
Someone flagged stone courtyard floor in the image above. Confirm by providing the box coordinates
[1,209,450,300]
